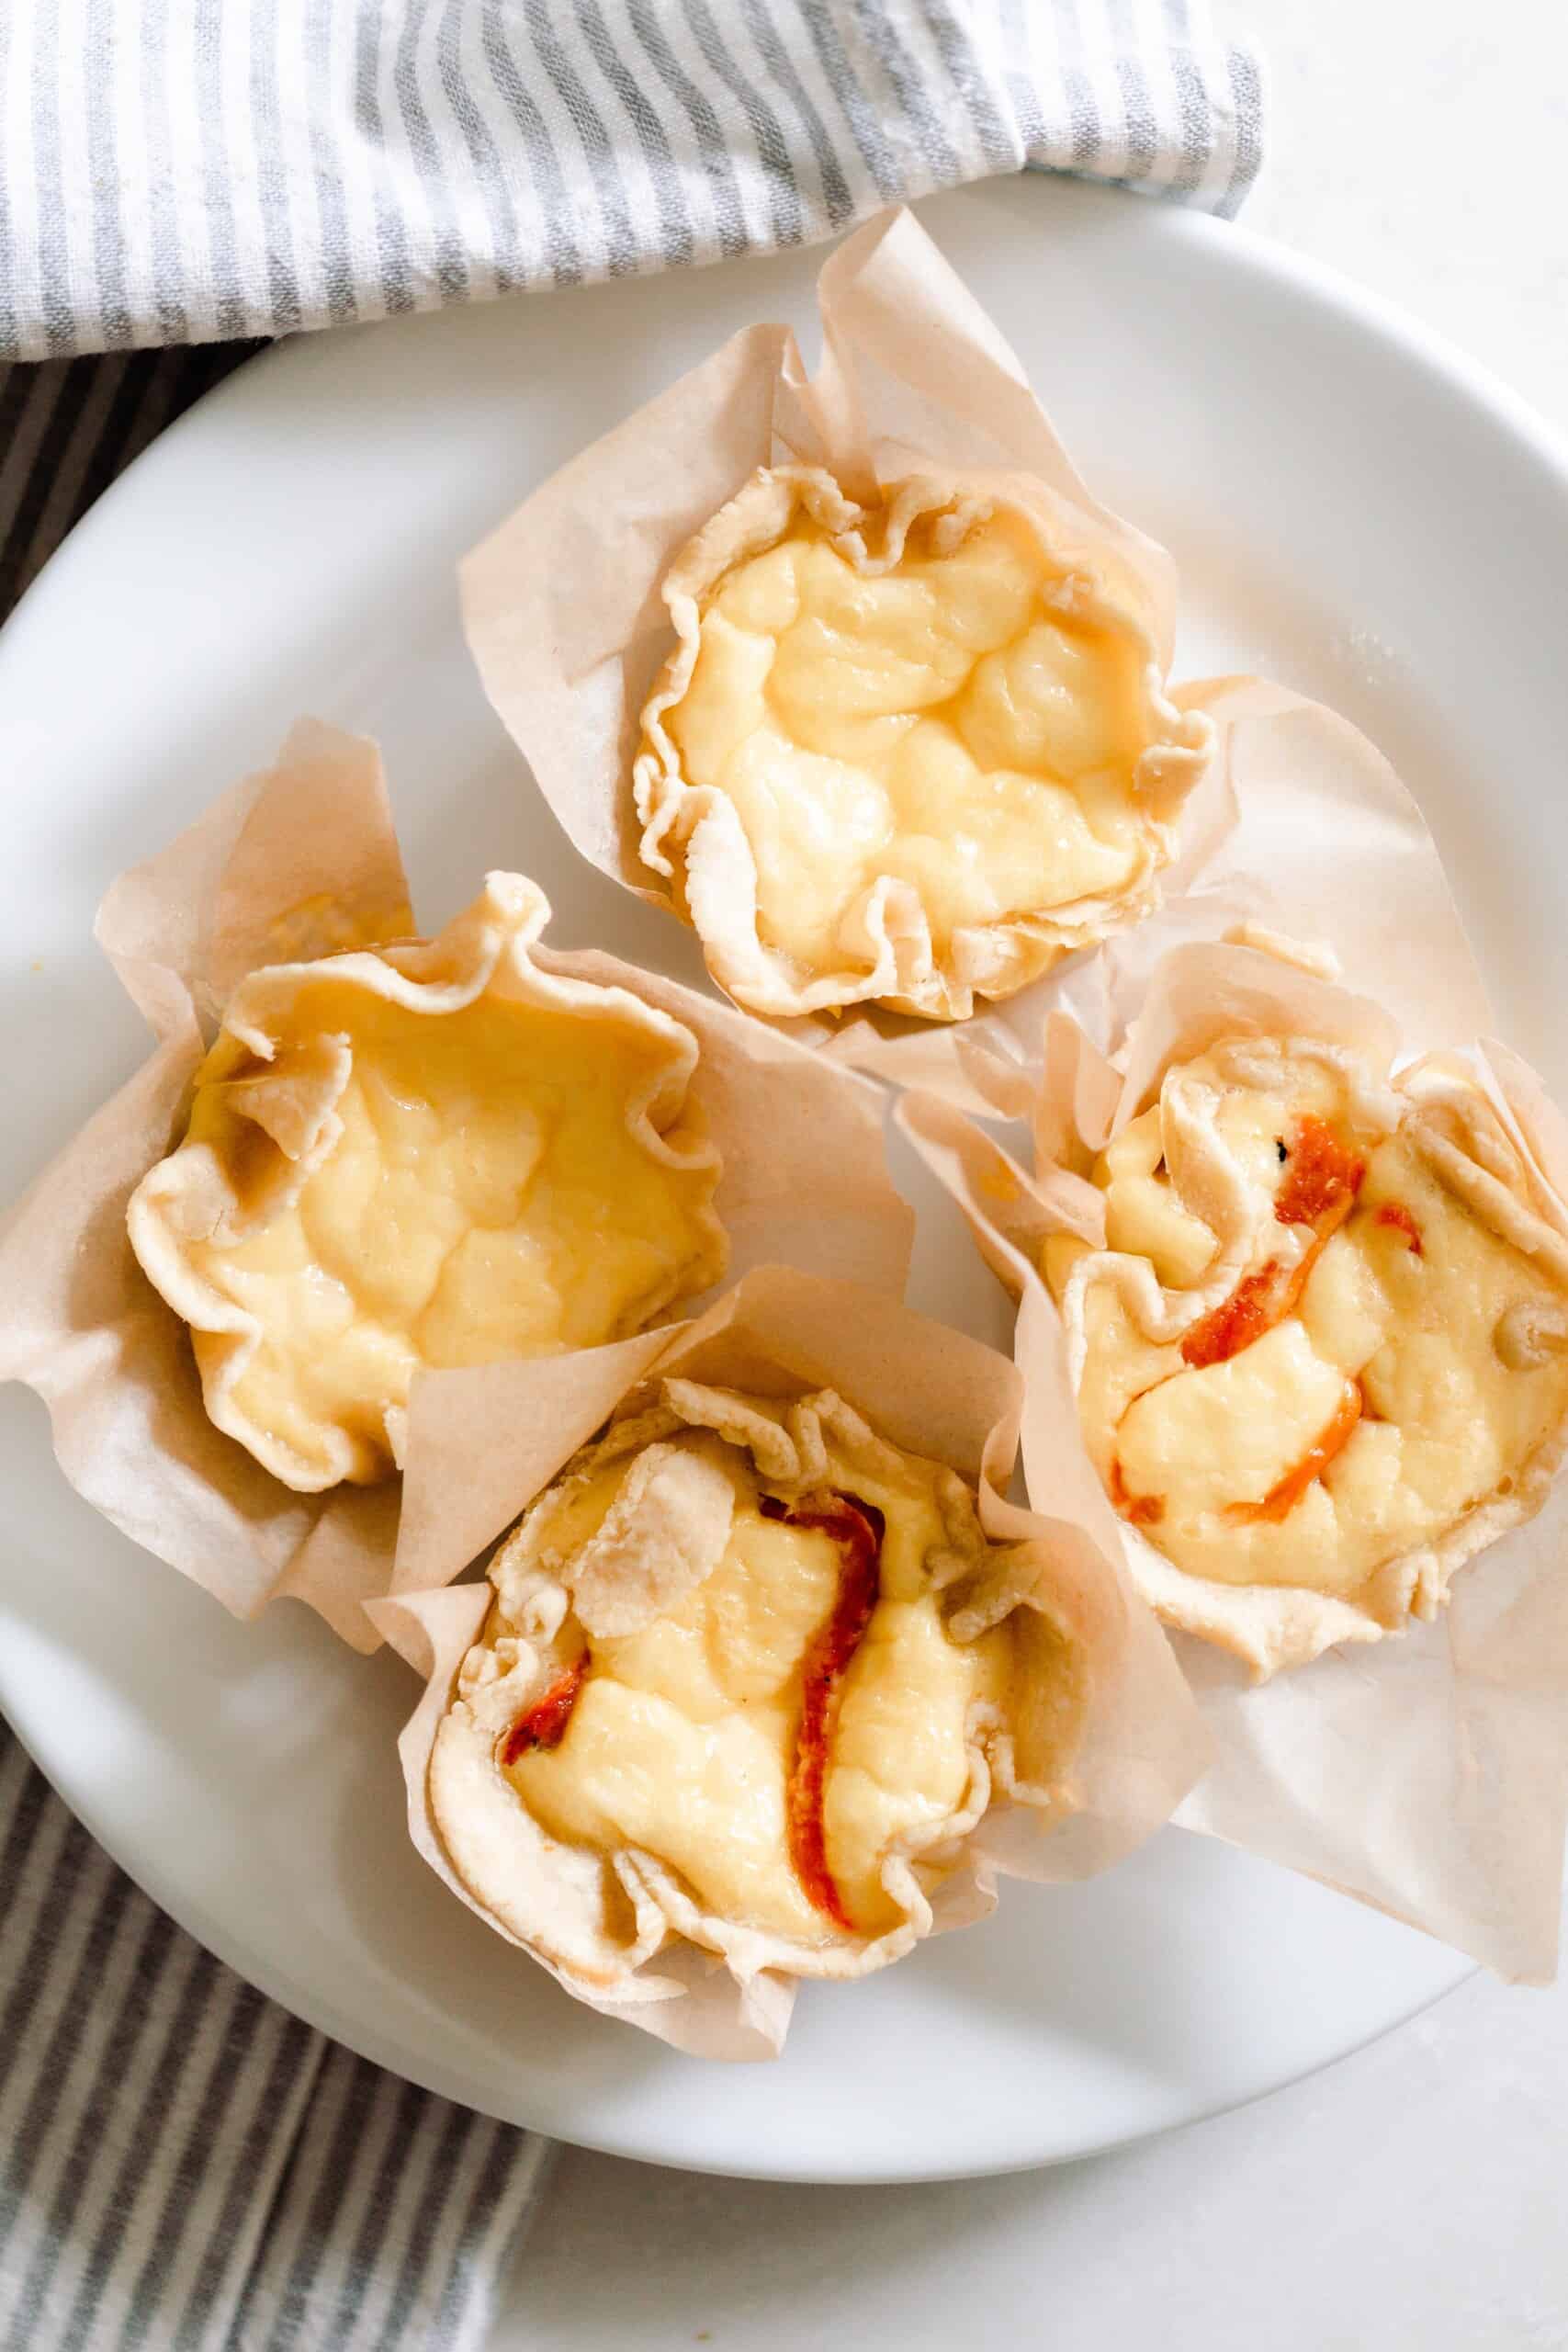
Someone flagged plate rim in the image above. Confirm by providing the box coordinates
[0,1703,1480,2185]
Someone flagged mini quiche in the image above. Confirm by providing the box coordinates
[128,875,726,1493]
[634,466,1213,1024]
[429,1379,1089,1987]
[1044,1033,1568,1675]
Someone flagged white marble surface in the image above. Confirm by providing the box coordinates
[496,10,1568,2343]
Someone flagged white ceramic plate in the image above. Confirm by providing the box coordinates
[5,176,1564,2184]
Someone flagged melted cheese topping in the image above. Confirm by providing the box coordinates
[505,1437,1011,1943]
[661,501,1156,987]
[179,980,720,1485]
[1046,1044,1568,1600]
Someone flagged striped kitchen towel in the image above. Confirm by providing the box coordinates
[0,0,1264,364]
[0,1724,551,2351]
[0,0,1265,613]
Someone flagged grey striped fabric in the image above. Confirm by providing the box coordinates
[0,0,1264,363]
[0,1724,551,2351]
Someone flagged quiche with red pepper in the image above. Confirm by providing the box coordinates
[1044,1035,1568,1677]
[428,1379,1089,1984]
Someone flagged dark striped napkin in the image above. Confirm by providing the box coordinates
[0,347,255,616]
[0,1726,550,2351]
[0,6,1266,2345]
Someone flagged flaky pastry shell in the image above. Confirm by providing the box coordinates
[127,874,727,1492]
[631,462,1211,1023]
[371,1267,1205,2057]
[908,940,1568,1679]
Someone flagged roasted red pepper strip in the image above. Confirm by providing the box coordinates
[1109,1456,1165,1526]
[1179,1117,1366,1370]
[1273,1114,1365,1228]
[498,1654,589,1768]
[760,1489,885,1932]
[1180,1259,1285,1369]
[1375,1202,1423,1255]
[1226,1384,1363,1524]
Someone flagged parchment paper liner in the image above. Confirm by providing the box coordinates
[368,1264,1208,2059]
[898,727,1568,1975]
[0,723,913,1653]
[461,204,1222,1081]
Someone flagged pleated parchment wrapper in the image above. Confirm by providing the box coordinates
[0,722,915,1653]
[461,202,1237,1105]
[901,695,1568,1978]
[367,1265,1208,2059]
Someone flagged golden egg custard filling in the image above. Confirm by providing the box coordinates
[128,876,726,1493]
[635,467,1212,1023]
[1043,1035,1568,1673]
[429,1382,1088,1982]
